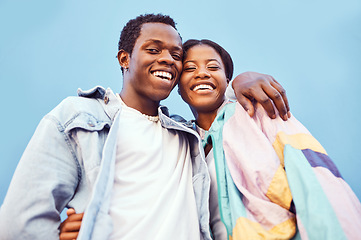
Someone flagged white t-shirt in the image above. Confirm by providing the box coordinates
[109,97,200,240]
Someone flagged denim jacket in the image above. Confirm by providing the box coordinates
[0,86,212,240]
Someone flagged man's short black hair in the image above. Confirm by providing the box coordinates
[118,13,179,55]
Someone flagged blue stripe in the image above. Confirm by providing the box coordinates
[302,149,342,178]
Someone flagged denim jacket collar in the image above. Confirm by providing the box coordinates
[77,86,171,121]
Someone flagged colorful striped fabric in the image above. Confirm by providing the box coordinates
[204,102,361,240]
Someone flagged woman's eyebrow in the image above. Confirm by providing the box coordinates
[207,59,221,63]
[184,59,220,63]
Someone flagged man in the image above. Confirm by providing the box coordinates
[0,14,289,239]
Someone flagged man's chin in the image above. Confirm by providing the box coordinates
[151,91,172,102]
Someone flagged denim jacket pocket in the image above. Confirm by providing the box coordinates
[64,112,111,134]
[63,112,111,185]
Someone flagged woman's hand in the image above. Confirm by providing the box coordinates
[232,71,291,121]
[59,208,83,240]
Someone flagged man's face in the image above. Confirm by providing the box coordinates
[122,22,183,103]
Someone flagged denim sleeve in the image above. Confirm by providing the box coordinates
[0,115,80,240]
[225,79,236,100]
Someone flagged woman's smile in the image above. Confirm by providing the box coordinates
[179,44,228,114]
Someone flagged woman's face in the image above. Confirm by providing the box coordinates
[179,44,228,114]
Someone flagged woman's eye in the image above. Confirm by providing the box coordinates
[208,66,220,70]
[184,66,196,71]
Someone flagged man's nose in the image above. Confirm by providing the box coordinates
[158,51,174,65]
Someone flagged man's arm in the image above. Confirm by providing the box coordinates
[226,71,291,121]
[0,116,79,239]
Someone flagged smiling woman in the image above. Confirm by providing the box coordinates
[179,39,231,130]
[178,39,361,240]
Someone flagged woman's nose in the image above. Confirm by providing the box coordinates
[196,67,211,79]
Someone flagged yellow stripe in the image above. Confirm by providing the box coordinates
[273,131,327,165]
[266,165,292,209]
[232,217,296,240]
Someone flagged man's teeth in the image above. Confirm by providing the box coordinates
[193,84,214,91]
[153,71,172,80]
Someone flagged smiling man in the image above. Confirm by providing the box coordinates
[118,22,183,116]
[0,14,290,240]
[107,21,202,240]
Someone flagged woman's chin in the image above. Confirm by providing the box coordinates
[190,100,221,114]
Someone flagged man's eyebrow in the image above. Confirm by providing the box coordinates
[144,39,182,51]
[144,39,163,45]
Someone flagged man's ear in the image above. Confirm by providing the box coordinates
[117,49,130,69]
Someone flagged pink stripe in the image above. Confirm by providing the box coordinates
[296,217,309,240]
[222,103,294,229]
[223,104,279,199]
[250,103,310,143]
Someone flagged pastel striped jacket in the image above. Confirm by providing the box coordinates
[204,101,361,240]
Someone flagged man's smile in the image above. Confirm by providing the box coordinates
[151,70,173,81]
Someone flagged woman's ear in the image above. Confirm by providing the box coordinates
[117,49,130,70]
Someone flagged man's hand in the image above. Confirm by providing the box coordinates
[232,71,291,121]
[59,208,83,240]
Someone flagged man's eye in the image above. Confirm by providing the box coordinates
[147,48,159,53]
[172,54,182,61]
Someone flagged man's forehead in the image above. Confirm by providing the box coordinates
[138,23,182,45]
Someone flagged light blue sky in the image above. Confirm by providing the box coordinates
[1,0,360,204]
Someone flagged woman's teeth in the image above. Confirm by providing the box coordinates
[193,84,213,91]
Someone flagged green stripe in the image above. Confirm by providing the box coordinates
[208,103,247,238]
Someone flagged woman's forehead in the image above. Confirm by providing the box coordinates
[184,45,222,61]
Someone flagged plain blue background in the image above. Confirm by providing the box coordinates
[1,0,360,205]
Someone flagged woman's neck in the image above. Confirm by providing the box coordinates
[192,101,227,131]
[194,111,218,131]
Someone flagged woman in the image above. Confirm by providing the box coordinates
[178,39,361,240]
[60,39,361,239]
